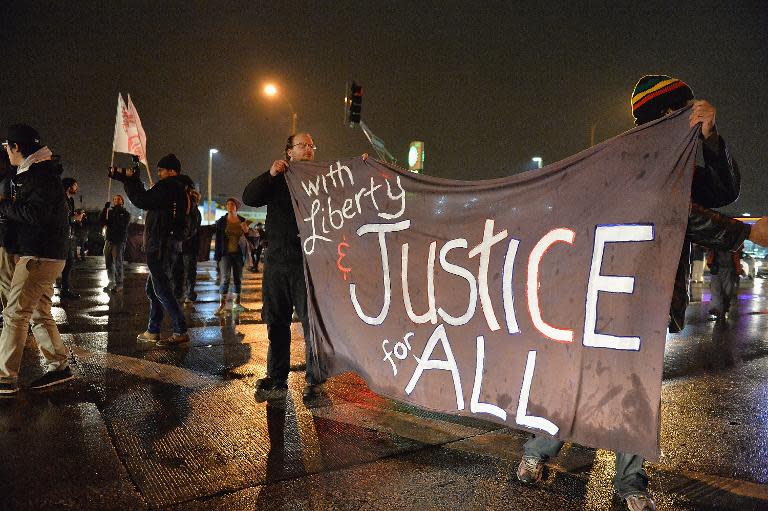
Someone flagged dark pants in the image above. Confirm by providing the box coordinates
[523,436,648,498]
[262,261,321,386]
[219,253,244,294]
[146,251,187,335]
[172,251,198,300]
[710,269,738,314]
[61,238,76,291]
[251,244,263,269]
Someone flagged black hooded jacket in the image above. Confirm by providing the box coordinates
[0,160,69,259]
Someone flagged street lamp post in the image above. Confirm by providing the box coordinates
[264,83,298,133]
[208,148,218,224]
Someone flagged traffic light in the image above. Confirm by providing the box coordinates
[408,141,424,172]
[348,82,362,125]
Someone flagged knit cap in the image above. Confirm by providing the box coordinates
[631,75,694,125]
[157,153,181,172]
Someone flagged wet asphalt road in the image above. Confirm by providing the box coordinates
[0,257,767,510]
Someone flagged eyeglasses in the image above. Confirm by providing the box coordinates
[292,142,317,150]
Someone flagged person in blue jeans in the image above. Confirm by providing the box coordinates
[214,198,250,315]
[110,154,189,345]
[517,75,759,511]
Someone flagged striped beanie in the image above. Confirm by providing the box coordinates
[631,75,694,125]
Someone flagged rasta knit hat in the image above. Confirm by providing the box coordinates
[631,75,694,125]
[157,153,181,172]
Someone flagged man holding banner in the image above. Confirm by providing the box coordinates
[516,75,757,511]
[243,133,325,403]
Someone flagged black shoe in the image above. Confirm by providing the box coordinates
[302,383,324,402]
[29,367,74,389]
[60,290,80,300]
[0,381,19,396]
[254,377,287,402]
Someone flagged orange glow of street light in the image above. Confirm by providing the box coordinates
[263,83,278,97]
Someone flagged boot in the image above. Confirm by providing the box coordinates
[232,293,246,312]
[214,295,227,315]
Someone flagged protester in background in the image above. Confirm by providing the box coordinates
[242,132,325,403]
[248,221,266,272]
[0,124,73,395]
[707,247,742,320]
[99,194,131,293]
[73,208,88,260]
[214,198,249,314]
[516,75,768,511]
[172,184,202,306]
[110,153,189,344]
[59,177,84,299]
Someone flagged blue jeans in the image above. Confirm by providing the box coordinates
[523,436,648,498]
[104,240,125,286]
[145,251,187,335]
[219,253,243,294]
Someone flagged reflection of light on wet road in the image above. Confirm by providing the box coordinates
[584,449,615,510]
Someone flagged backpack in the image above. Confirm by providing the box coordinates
[171,181,202,242]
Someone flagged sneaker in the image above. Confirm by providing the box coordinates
[158,332,190,346]
[516,456,544,484]
[137,331,163,342]
[254,377,288,402]
[29,367,74,389]
[625,492,656,511]
[103,284,114,292]
[0,381,19,395]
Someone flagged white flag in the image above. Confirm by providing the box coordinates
[112,92,148,169]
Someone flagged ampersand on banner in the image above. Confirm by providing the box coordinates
[337,235,351,280]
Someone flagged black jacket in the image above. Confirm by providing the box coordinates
[242,171,303,265]
[121,173,187,257]
[0,165,16,248]
[100,205,131,243]
[670,135,750,332]
[0,160,69,259]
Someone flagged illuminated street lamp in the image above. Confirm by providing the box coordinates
[208,148,218,224]
[263,82,297,134]
[532,156,543,169]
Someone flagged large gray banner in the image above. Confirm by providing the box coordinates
[286,110,698,459]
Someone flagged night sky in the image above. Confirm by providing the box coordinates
[1,2,766,215]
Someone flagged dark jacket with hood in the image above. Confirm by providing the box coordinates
[671,135,750,332]
[242,171,302,266]
[120,173,187,258]
[0,159,69,259]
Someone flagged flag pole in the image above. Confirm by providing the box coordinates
[107,151,114,202]
[145,156,154,186]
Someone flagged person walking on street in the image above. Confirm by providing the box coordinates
[242,132,325,403]
[99,194,131,293]
[110,153,189,345]
[0,124,74,395]
[59,177,84,299]
[214,198,250,315]
[707,248,742,320]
